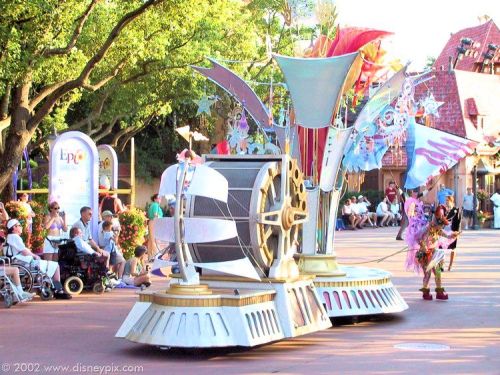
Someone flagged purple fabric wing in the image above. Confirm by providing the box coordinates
[191,58,271,129]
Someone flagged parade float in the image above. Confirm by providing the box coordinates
[116,127,331,347]
[117,56,407,349]
[117,13,478,347]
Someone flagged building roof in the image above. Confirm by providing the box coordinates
[413,70,500,141]
[433,19,500,72]
[368,21,500,168]
[382,148,407,168]
[383,70,500,167]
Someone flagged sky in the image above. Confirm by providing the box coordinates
[328,0,500,71]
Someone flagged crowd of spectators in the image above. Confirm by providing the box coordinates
[0,190,160,304]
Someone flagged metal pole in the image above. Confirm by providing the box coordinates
[453,164,459,201]
[472,164,480,230]
[174,162,189,283]
[130,137,135,208]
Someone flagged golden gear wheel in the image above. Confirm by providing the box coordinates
[255,158,307,269]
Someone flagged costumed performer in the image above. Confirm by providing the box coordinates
[444,196,461,271]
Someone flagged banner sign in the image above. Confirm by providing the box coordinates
[49,131,99,238]
[97,145,118,189]
[404,124,478,189]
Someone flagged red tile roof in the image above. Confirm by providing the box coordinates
[382,148,407,167]
[434,20,500,72]
[413,70,466,137]
[382,20,500,167]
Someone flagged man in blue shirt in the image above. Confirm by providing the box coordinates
[437,184,454,205]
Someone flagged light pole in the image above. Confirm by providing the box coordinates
[470,148,482,230]
[472,163,480,230]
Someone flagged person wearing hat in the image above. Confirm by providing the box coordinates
[0,234,33,302]
[98,211,125,280]
[5,219,71,299]
[350,196,368,228]
[413,204,458,300]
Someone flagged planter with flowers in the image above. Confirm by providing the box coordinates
[118,208,147,259]
[477,210,493,228]
[476,189,489,202]
[30,201,48,254]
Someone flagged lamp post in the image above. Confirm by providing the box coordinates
[472,164,480,230]
[481,43,498,73]
[47,127,58,151]
[471,150,480,230]
[453,38,474,69]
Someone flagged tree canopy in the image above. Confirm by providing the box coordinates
[0,0,318,195]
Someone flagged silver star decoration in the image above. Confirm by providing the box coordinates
[420,93,444,118]
[194,95,218,116]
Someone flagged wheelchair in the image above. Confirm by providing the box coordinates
[58,241,111,295]
[2,245,54,301]
[0,257,20,308]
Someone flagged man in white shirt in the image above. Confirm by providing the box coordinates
[72,206,101,251]
[357,195,377,227]
[350,196,368,228]
[73,206,109,259]
[5,219,71,299]
[341,199,360,230]
[376,198,394,226]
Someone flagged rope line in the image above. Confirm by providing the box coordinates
[340,246,409,265]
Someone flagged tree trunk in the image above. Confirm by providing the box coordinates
[0,82,34,200]
[0,83,10,120]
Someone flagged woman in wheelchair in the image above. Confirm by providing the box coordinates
[43,201,67,261]
[5,219,71,299]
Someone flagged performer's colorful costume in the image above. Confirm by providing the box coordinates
[405,198,455,300]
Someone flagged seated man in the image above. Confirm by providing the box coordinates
[72,206,105,254]
[1,235,33,302]
[69,227,110,269]
[357,195,378,227]
[376,198,395,226]
[5,219,71,299]
[350,196,368,228]
[390,199,402,226]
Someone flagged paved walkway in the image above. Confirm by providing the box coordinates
[1,228,499,374]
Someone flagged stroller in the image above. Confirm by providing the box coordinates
[58,240,111,295]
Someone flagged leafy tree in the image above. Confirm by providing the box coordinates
[425,56,436,69]
[0,0,172,198]
[0,0,320,190]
